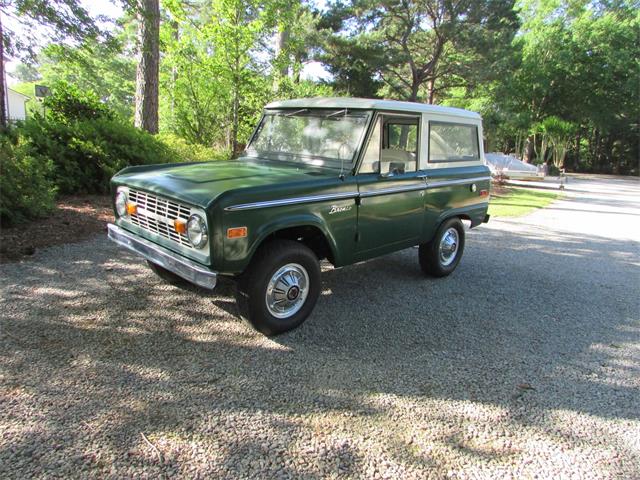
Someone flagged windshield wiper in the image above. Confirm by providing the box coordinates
[325,109,348,118]
[285,109,309,117]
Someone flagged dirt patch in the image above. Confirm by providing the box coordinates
[0,195,113,263]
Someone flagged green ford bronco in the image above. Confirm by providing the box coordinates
[108,98,490,335]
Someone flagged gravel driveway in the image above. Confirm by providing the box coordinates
[1,175,638,479]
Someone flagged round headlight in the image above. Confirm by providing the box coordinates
[187,214,208,249]
[115,191,128,217]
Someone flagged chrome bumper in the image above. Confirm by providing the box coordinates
[107,223,217,290]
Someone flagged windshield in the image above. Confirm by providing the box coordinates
[246,109,371,167]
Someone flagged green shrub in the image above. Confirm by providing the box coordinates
[21,116,176,194]
[157,133,230,162]
[11,82,228,198]
[0,131,57,226]
[43,81,113,123]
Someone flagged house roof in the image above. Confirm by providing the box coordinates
[8,88,31,100]
[265,97,481,119]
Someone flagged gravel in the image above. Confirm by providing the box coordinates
[1,175,639,479]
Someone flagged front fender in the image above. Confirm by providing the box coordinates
[221,211,342,275]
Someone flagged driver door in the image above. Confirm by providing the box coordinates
[355,113,426,257]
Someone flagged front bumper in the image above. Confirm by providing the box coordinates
[107,223,217,290]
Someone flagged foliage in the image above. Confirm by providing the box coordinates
[0,0,100,59]
[1,79,228,216]
[41,81,114,122]
[157,133,230,162]
[13,82,214,195]
[488,187,560,217]
[38,36,136,119]
[12,62,41,82]
[160,0,334,152]
[318,0,519,102]
[0,129,57,225]
[20,115,172,194]
[461,0,639,173]
[533,116,576,167]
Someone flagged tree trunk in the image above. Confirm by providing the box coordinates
[573,131,581,171]
[426,78,436,104]
[134,0,160,134]
[0,12,7,128]
[594,128,601,172]
[523,135,534,163]
[275,27,289,78]
[292,53,302,84]
[170,19,179,128]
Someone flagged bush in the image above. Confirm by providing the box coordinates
[43,81,113,123]
[21,116,176,194]
[10,82,228,200]
[0,131,57,226]
[157,133,230,162]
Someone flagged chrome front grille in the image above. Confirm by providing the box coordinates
[128,189,193,247]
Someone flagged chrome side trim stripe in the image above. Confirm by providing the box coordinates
[225,191,359,211]
[225,176,491,211]
[427,176,491,189]
[359,184,426,198]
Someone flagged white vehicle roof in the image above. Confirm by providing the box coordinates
[266,97,481,120]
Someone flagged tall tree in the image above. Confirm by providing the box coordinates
[320,0,518,103]
[0,0,98,127]
[133,0,160,133]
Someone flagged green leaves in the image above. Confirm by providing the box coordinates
[319,0,520,102]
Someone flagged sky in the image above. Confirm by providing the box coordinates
[4,0,330,85]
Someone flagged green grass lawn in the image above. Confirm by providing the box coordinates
[488,187,561,218]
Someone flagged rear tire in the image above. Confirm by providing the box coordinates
[147,260,190,287]
[236,240,321,336]
[419,217,465,277]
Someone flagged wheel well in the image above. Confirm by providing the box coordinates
[441,214,472,228]
[266,226,334,264]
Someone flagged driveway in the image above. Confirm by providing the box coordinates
[1,175,638,478]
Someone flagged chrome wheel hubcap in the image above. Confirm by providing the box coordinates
[439,227,459,267]
[265,263,309,319]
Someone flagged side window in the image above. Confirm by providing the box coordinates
[359,115,419,174]
[429,122,479,162]
[382,119,418,173]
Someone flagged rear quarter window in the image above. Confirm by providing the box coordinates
[429,122,479,163]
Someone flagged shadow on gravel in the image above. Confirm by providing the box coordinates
[1,222,638,477]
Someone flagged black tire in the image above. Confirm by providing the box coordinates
[147,260,190,287]
[235,239,321,336]
[419,217,465,277]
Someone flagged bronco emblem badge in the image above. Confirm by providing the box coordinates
[329,205,352,214]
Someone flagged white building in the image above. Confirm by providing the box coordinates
[6,88,30,121]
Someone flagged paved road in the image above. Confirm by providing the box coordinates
[1,175,638,478]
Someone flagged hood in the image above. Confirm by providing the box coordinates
[112,158,336,208]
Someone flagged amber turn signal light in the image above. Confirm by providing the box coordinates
[227,227,247,239]
[174,219,187,235]
[126,202,137,215]
[479,190,489,197]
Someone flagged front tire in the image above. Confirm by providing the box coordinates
[236,240,321,336]
[419,217,465,277]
